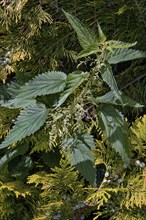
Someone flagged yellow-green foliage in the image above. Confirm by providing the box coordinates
[0,179,39,220]
[28,157,87,220]
[86,187,119,219]
[80,115,146,219]
[121,174,146,209]
[0,107,19,138]
[130,114,146,157]
[111,209,146,220]
[0,1,146,219]
[27,116,146,220]
[0,0,53,82]
[26,123,146,220]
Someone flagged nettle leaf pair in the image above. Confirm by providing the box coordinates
[0,11,145,185]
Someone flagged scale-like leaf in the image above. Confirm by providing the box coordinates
[130,115,146,147]
[107,48,146,64]
[63,10,97,49]
[0,103,48,149]
[98,104,130,165]
[56,72,89,107]
[95,91,144,107]
[15,71,67,99]
[101,67,122,102]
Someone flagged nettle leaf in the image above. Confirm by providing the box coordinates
[77,44,99,59]
[76,160,96,185]
[7,81,23,98]
[69,132,96,164]
[0,103,48,149]
[95,91,118,105]
[97,23,106,43]
[120,94,144,108]
[15,71,67,99]
[0,98,36,109]
[0,82,34,109]
[56,72,89,107]
[98,104,130,165]
[70,142,94,165]
[8,155,33,179]
[107,40,137,49]
[107,48,146,64]
[63,132,96,185]
[101,67,122,102]
[63,10,97,49]
[95,91,144,107]
[0,143,29,172]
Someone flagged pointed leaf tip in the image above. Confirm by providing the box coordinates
[0,103,48,149]
[16,71,67,99]
[97,22,106,43]
[98,104,130,164]
[63,10,97,50]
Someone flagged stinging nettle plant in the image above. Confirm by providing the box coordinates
[0,10,145,185]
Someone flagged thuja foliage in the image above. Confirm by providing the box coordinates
[0,1,146,220]
[0,178,39,220]
[28,157,88,220]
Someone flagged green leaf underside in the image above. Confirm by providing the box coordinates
[75,160,96,185]
[0,143,29,171]
[7,82,23,98]
[98,104,130,164]
[63,132,96,185]
[63,10,97,49]
[70,133,96,164]
[8,155,33,179]
[0,98,36,108]
[70,144,94,165]
[107,40,137,49]
[76,44,99,59]
[63,132,96,165]
[15,71,67,99]
[56,72,89,107]
[95,91,144,107]
[0,103,48,149]
[97,23,106,42]
[107,48,146,64]
[102,67,122,102]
